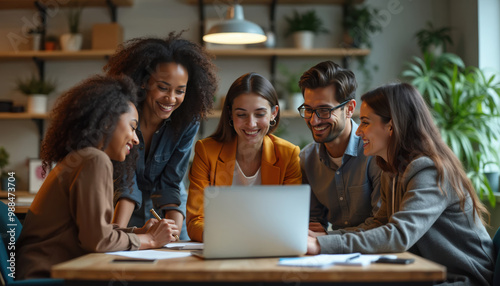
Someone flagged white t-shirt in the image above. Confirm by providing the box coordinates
[232,160,262,186]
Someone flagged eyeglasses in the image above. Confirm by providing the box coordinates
[297,100,350,119]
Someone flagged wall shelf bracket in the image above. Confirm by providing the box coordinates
[34,1,47,51]
[106,0,118,22]
[32,57,45,81]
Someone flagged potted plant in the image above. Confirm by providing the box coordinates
[60,2,83,51]
[45,34,59,51]
[277,64,305,111]
[342,0,382,49]
[16,75,56,114]
[415,22,453,57]
[284,10,328,49]
[0,147,9,191]
[402,52,500,206]
[342,0,382,92]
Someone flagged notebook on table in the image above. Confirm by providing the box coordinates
[192,184,310,259]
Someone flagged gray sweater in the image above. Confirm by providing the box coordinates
[318,157,494,285]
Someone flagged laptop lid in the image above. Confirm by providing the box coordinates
[201,185,310,259]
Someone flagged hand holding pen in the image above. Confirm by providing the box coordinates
[150,208,180,242]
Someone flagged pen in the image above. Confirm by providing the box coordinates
[345,253,361,263]
[149,208,179,241]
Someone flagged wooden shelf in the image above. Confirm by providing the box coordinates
[186,0,362,4]
[0,50,115,61]
[0,0,134,9]
[0,112,49,119]
[208,48,370,57]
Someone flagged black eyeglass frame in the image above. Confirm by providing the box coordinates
[297,100,351,119]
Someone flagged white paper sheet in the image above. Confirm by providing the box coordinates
[106,250,191,260]
[278,253,395,267]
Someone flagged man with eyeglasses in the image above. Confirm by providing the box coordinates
[298,61,382,240]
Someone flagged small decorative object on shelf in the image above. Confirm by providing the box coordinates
[60,1,84,51]
[28,26,44,51]
[415,22,453,57]
[15,74,56,114]
[29,158,45,193]
[0,100,13,112]
[45,35,59,51]
[92,23,123,50]
[284,10,328,49]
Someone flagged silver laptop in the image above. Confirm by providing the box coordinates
[192,185,310,259]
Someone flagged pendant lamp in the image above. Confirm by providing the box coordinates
[203,3,267,45]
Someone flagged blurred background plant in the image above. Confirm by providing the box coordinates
[403,52,500,206]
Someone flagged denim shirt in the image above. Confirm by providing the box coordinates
[116,118,199,227]
[300,119,381,230]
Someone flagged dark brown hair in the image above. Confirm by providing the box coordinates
[299,60,357,103]
[210,72,279,142]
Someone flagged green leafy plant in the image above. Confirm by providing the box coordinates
[342,0,382,49]
[415,22,453,54]
[402,52,500,206]
[342,0,382,92]
[16,75,56,95]
[284,10,329,37]
[0,147,9,178]
[277,64,302,96]
[66,2,83,34]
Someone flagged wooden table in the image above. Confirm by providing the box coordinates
[52,250,446,285]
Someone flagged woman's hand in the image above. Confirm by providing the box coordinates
[134,218,157,234]
[306,236,321,255]
[138,219,180,249]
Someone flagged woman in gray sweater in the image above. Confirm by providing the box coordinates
[307,83,494,285]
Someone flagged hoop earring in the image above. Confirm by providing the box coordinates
[229,119,234,127]
[270,119,276,126]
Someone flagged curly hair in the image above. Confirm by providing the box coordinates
[41,75,138,191]
[103,31,218,133]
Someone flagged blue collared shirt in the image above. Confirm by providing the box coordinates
[116,118,199,227]
[299,119,381,230]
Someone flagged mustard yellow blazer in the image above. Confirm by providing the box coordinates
[186,134,302,242]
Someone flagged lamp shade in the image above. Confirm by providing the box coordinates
[203,4,267,45]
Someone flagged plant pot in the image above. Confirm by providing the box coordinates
[292,31,314,49]
[427,44,443,58]
[486,172,500,193]
[32,33,42,51]
[45,41,57,51]
[27,94,48,114]
[278,99,287,110]
[60,33,83,51]
[288,92,303,111]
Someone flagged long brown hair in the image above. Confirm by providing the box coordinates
[361,83,488,224]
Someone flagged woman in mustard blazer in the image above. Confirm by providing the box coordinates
[186,72,302,242]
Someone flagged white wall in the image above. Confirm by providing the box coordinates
[0,0,479,190]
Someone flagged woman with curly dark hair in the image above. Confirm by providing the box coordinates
[104,32,217,239]
[17,75,178,280]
